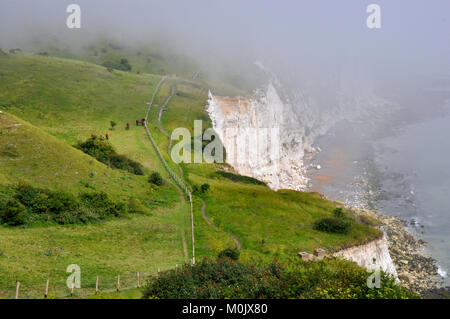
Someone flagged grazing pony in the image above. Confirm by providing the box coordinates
[136,118,146,126]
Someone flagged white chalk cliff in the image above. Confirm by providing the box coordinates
[334,232,398,277]
[206,84,312,190]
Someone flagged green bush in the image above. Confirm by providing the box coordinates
[76,136,145,175]
[333,207,345,218]
[79,191,127,218]
[314,217,351,234]
[216,171,266,186]
[76,136,115,163]
[13,183,79,216]
[2,184,131,226]
[200,183,210,193]
[149,172,163,186]
[101,58,132,72]
[141,258,417,299]
[0,198,27,226]
[108,154,145,175]
[218,248,240,260]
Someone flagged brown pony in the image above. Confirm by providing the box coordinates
[136,118,146,126]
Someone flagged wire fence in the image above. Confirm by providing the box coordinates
[143,75,195,264]
[4,270,165,299]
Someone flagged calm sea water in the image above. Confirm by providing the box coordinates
[309,109,450,286]
[373,116,450,283]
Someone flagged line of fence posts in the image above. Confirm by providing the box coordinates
[143,123,195,264]
[142,81,195,265]
[45,279,49,298]
[12,266,187,298]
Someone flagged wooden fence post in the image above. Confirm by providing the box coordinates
[15,282,20,299]
[44,279,49,298]
[71,277,74,296]
[158,268,160,277]
[137,272,140,288]
[95,276,99,293]
[117,274,120,291]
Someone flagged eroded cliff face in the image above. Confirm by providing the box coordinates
[334,232,398,278]
[206,77,395,191]
[206,84,311,190]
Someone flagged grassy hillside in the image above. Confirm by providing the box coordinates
[0,112,153,198]
[0,52,382,298]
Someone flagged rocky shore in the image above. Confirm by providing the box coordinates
[339,202,444,296]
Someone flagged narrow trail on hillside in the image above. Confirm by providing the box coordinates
[158,84,175,125]
[174,182,189,260]
[199,198,242,251]
[148,76,243,256]
[143,75,194,263]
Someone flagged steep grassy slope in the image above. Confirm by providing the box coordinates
[0,111,190,298]
[0,112,152,198]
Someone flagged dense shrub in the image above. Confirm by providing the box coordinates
[218,248,240,260]
[149,172,163,186]
[0,184,135,226]
[79,191,127,217]
[76,136,145,175]
[108,154,145,175]
[333,207,345,218]
[314,217,351,234]
[142,258,417,299]
[13,183,79,216]
[216,171,266,186]
[200,183,210,193]
[0,198,27,226]
[76,136,115,163]
[101,58,132,72]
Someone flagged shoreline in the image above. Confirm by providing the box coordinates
[303,141,446,296]
[334,200,444,295]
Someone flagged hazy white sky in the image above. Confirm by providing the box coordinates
[0,0,449,86]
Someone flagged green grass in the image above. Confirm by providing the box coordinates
[76,288,143,299]
[0,206,186,299]
[0,52,382,299]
